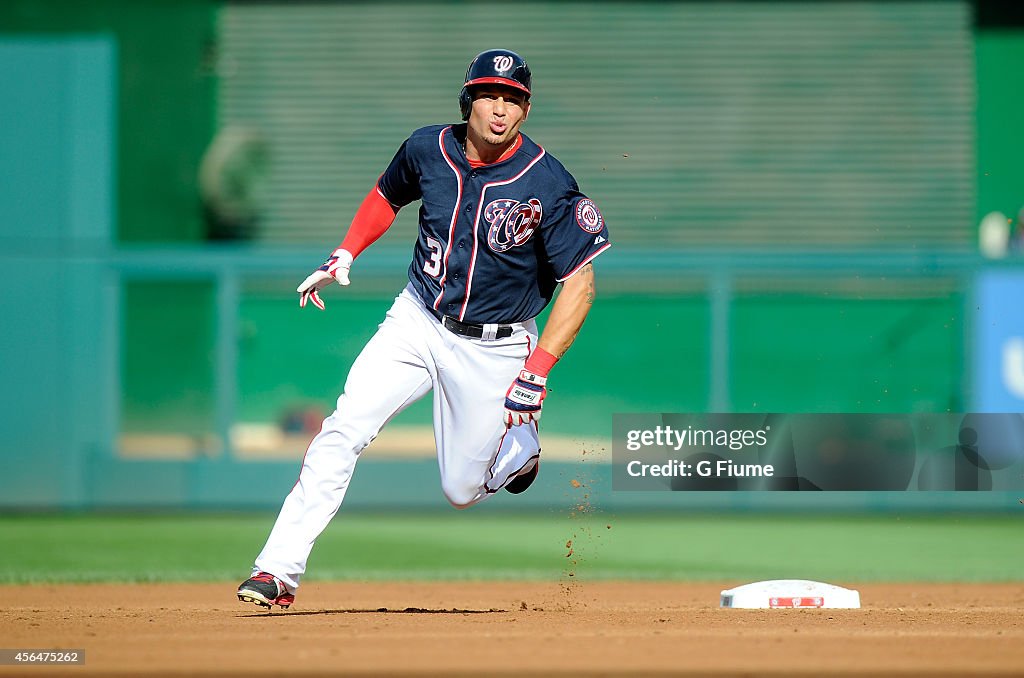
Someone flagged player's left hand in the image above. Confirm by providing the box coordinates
[297,248,353,310]
[504,369,547,427]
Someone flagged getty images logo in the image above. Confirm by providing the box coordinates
[1004,337,1024,398]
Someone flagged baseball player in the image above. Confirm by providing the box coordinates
[238,49,611,609]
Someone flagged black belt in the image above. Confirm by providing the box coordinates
[428,307,514,340]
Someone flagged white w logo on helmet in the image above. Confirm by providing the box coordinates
[492,55,514,72]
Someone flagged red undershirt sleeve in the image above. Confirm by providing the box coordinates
[338,184,400,258]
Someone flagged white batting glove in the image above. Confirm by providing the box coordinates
[297,248,353,310]
[504,369,547,427]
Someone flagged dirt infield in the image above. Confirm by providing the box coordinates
[2,582,1022,676]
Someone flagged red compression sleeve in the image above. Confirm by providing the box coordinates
[525,346,558,377]
[338,185,399,258]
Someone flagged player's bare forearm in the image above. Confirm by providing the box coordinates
[537,263,595,359]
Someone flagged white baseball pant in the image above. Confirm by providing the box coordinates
[253,284,541,591]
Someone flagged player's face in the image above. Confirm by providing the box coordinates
[467,86,530,150]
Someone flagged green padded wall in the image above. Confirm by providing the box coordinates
[976,31,1024,225]
[234,284,964,437]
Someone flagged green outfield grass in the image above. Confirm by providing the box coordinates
[4,513,1021,585]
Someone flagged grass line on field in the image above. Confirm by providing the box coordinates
[4,513,1022,584]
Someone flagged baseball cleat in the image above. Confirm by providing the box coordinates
[505,458,540,494]
[237,571,295,609]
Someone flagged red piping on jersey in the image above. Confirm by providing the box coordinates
[339,182,399,258]
[460,146,547,321]
[433,126,463,311]
[557,242,612,283]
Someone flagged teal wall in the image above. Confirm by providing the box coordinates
[1,1,220,441]
[0,37,115,507]
[0,0,216,242]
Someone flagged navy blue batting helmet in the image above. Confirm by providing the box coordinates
[458,49,532,121]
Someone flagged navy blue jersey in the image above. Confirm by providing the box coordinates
[377,124,611,325]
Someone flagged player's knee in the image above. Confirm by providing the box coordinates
[441,479,483,509]
[320,409,377,454]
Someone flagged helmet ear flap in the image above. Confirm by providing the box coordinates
[458,87,472,121]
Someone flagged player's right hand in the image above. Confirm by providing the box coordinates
[297,248,353,310]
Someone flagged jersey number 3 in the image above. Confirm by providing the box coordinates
[423,236,443,277]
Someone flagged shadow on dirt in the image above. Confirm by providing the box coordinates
[237,607,507,617]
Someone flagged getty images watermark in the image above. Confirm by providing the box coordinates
[612,413,1024,491]
[625,424,772,479]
